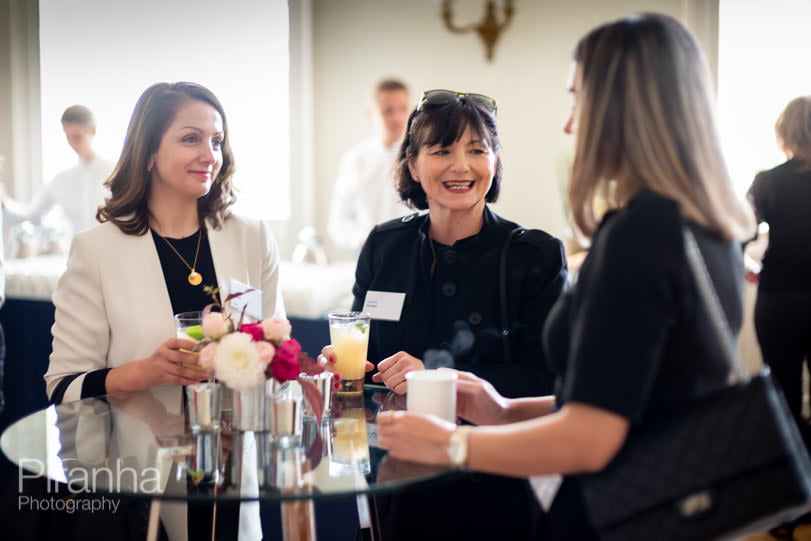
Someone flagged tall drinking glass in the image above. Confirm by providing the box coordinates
[328,312,370,394]
[174,311,206,371]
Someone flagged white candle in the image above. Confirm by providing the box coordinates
[197,388,212,427]
[275,398,294,435]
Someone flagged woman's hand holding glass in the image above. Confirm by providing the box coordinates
[377,410,457,466]
[454,370,511,425]
[317,344,374,374]
[107,336,209,393]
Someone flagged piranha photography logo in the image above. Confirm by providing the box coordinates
[16,458,162,514]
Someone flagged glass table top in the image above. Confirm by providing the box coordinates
[1,384,459,503]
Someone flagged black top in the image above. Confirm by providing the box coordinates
[747,158,811,292]
[352,206,568,398]
[50,229,220,404]
[150,228,220,314]
[541,190,744,537]
[544,190,743,422]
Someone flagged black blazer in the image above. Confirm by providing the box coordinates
[351,206,568,398]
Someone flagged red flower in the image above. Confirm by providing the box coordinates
[271,339,303,382]
[239,322,265,342]
[275,339,302,362]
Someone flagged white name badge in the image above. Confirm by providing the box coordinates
[363,290,406,321]
[228,278,263,320]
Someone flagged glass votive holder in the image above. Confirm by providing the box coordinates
[186,382,222,431]
[270,380,304,447]
[187,429,223,486]
[233,380,274,432]
[299,371,334,420]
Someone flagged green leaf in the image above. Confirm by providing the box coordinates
[185,325,204,340]
[354,321,368,334]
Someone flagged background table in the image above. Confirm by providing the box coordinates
[0,257,356,447]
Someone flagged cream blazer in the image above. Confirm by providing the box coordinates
[44,214,285,403]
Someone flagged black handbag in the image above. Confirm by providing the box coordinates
[578,228,811,541]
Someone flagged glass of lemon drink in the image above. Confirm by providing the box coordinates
[328,312,370,394]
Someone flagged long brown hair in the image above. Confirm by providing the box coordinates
[568,13,755,241]
[97,82,236,235]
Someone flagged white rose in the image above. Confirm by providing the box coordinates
[213,332,265,390]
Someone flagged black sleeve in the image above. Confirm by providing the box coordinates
[49,368,112,405]
[562,202,680,422]
[473,234,569,398]
[747,171,771,224]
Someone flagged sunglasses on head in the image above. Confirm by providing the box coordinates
[416,89,498,114]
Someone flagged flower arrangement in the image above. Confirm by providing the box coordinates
[185,287,334,421]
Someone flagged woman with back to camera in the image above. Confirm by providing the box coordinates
[43,82,283,540]
[377,13,755,540]
[748,95,811,447]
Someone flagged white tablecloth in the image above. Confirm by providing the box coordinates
[4,255,356,319]
[3,255,764,369]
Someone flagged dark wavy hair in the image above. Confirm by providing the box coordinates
[395,95,502,210]
[97,82,236,235]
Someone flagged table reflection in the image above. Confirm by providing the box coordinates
[1,385,455,503]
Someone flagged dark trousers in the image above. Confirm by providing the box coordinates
[370,471,542,541]
[754,290,811,446]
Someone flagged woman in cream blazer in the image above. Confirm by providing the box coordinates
[44,215,283,404]
[44,82,284,407]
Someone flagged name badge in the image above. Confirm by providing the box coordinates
[228,278,263,320]
[363,290,405,321]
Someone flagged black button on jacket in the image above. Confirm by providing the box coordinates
[351,206,568,398]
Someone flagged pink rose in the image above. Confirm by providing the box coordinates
[262,317,292,342]
[271,339,302,382]
[274,339,301,363]
[239,322,265,342]
[201,312,232,339]
[199,342,218,371]
[254,340,276,365]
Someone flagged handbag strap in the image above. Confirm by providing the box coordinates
[682,227,748,385]
[499,227,526,364]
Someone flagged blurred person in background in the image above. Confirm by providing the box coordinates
[1,105,113,238]
[327,78,413,258]
[747,95,811,453]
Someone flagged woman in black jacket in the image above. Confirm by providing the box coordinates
[322,91,567,540]
[348,90,568,399]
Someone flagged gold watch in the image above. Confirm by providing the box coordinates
[447,426,471,467]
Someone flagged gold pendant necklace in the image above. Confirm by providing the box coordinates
[158,228,204,286]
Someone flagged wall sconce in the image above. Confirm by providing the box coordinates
[441,0,515,62]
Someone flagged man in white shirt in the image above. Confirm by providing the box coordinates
[327,79,412,259]
[2,105,113,237]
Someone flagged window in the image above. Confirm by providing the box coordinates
[717,0,811,196]
[38,0,289,219]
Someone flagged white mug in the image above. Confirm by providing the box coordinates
[405,369,457,423]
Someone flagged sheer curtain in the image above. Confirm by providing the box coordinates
[38,0,290,219]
